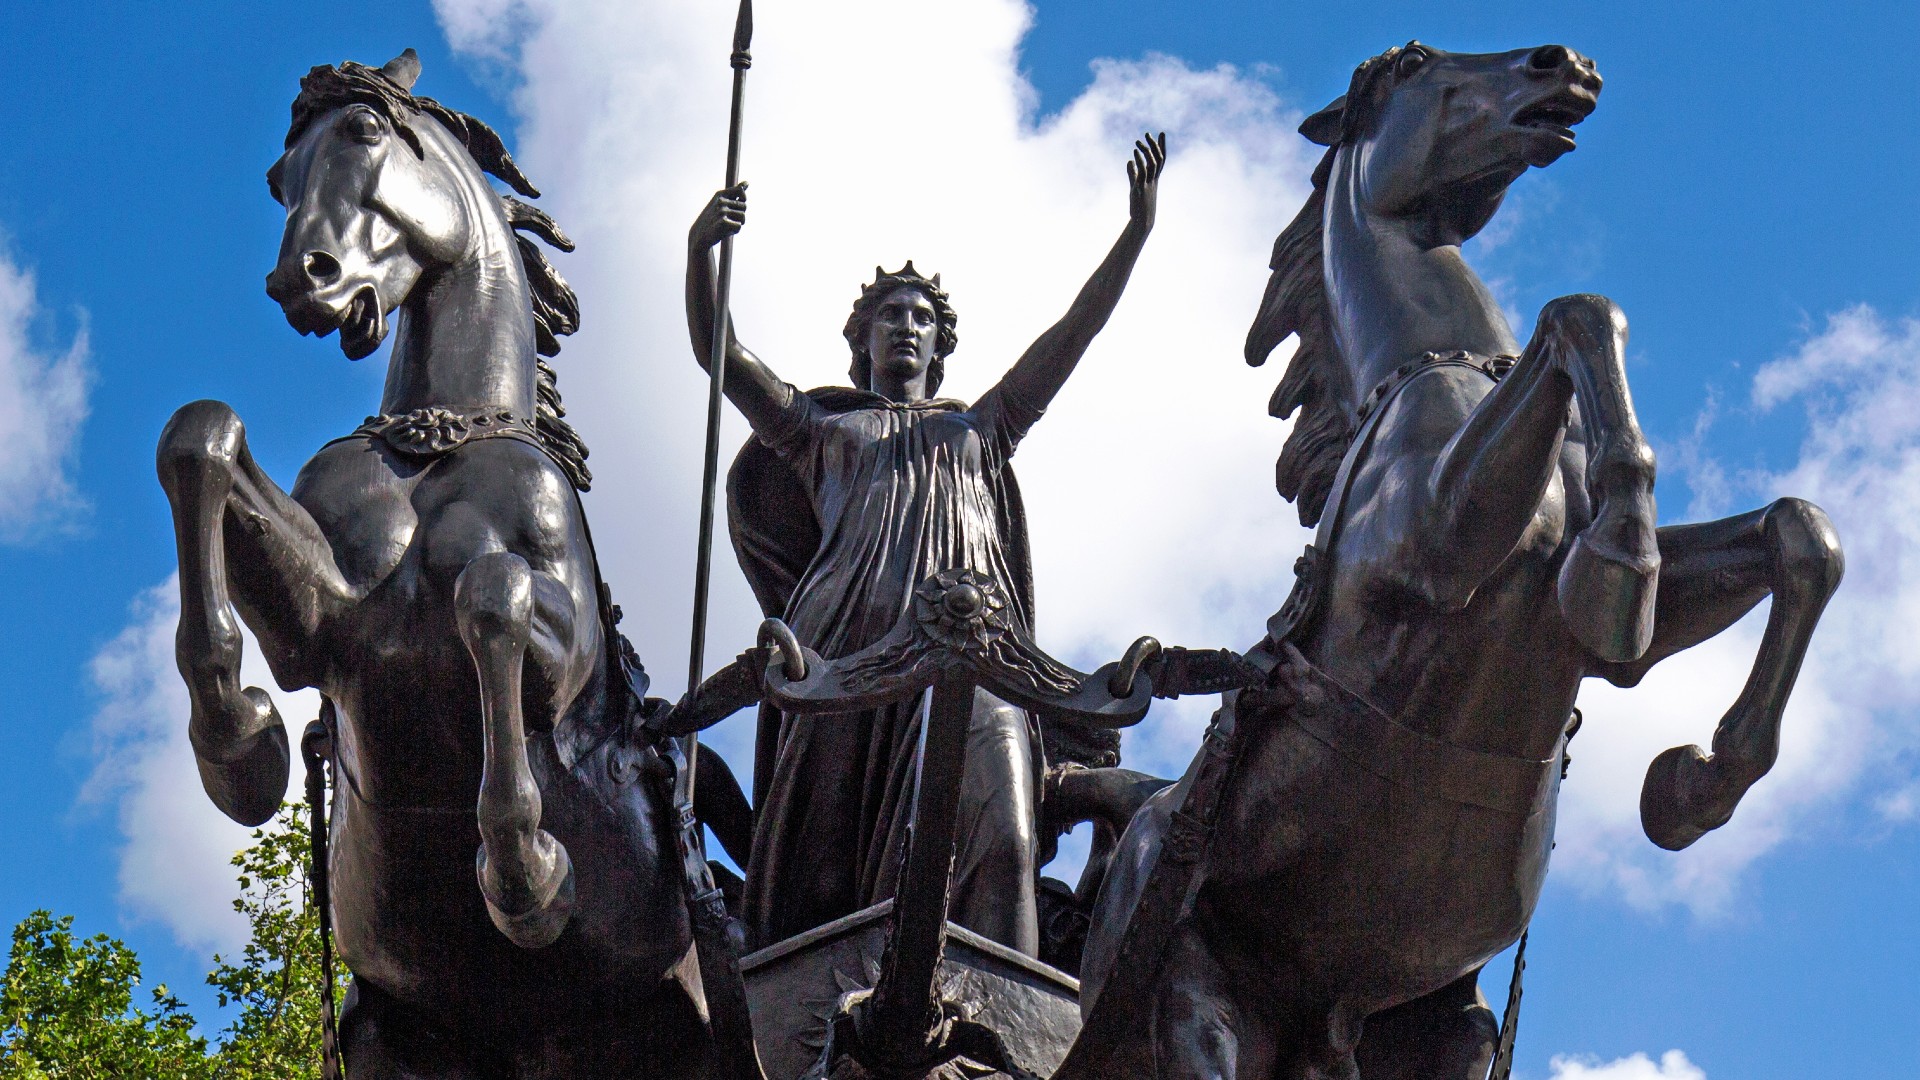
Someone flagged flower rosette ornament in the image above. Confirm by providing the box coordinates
[914,569,1015,653]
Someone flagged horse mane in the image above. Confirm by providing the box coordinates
[288,52,592,490]
[1243,149,1353,527]
[1242,46,1416,527]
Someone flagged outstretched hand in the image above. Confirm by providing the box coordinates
[690,182,748,251]
[1127,132,1167,230]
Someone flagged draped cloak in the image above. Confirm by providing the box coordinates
[729,378,1090,954]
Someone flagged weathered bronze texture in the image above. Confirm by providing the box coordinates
[158,52,732,1078]
[158,34,1852,1080]
[687,134,1168,960]
[1071,42,1844,1079]
[735,570,1212,1078]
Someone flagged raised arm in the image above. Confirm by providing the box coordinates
[990,133,1166,417]
[686,183,797,433]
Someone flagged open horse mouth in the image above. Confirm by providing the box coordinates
[338,286,388,360]
[1511,89,1597,144]
[272,281,389,360]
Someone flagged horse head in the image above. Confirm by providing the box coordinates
[1247,42,1602,525]
[264,50,574,365]
[1305,42,1600,244]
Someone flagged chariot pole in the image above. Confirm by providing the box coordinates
[684,0,753,818]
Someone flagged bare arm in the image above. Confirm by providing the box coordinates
[990,134,1166,417]
[686,183,796,433]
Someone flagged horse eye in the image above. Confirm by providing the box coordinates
[1395,49,1429,79]
[344,109,384,145]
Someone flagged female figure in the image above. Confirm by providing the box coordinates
[685,134,1166,956]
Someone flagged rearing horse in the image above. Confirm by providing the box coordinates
[1080,43,1843,1079]
[157,52,721,1078]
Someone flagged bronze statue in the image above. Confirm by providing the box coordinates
[156,31,1854,1080]
[685,133,1169,959]
[156,52,734,1078]
[1071,42,1844,1079]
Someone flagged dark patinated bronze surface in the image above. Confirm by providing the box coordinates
[158,52,737,1078]
[1070,42,1844,1080]
[686,134,1169,963]
[160,33,1848,1080]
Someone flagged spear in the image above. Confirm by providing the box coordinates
[675,6,765,1075]
[684,0,753,816]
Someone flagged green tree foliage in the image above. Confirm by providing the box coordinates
[0,804,343,1079]
[0,911,208,1079]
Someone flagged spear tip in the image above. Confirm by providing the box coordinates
[732,0,754,59]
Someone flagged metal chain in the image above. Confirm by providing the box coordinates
[302,712,345,1080]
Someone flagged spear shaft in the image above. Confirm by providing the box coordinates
[684,0,754,809]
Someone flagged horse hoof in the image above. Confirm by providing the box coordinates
[189,688,290,827]
[1639,744,1738,851]
[1559,531,1658,664]
[477,834,576,949]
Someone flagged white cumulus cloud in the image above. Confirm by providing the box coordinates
[0,245,90,539]
[428,0,1319,789]
[83,576,319,954]
[1549,1049,1706,1080]
[422,0,1916,911]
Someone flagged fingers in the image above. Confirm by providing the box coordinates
[713,182,748,230]
[694,182,750,245]
[1130,132,1168,181]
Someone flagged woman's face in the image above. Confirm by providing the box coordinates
[865,286,940,387]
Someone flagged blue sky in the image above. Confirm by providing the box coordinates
[2,3,1916,1078]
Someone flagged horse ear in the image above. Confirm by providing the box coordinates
[382,48,421,90]
[1299,95,1346,146]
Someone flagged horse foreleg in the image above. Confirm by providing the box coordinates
[1414,326,1573,609]
[1525,295,1662,664]
[1599,499,1844,850]
[453,551,577,949]
[157,400,339,825]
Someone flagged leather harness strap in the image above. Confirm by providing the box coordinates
[1289,657,1562,818]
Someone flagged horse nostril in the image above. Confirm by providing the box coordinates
[303,251,342,285]
[1529,45,1570,72]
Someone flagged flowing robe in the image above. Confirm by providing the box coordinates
[739,376,1047,955]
